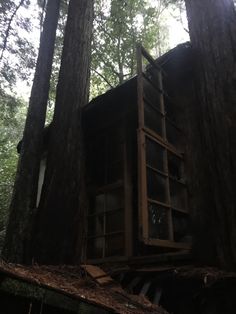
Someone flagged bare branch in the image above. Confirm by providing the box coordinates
[169,11,189,34]
[91,67,114,88]
[93,47,120,77]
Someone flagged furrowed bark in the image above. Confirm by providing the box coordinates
[2,0,61,264]
[33,0,94,264]
[184,0,236,269]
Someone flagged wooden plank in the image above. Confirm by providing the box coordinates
[142,72,163,94]
[169,175,187,186]
[144,127,184,158]
[139,281,151,296]
[136,43,145,128]
[124,125,133,257]
[158,69,176,242]
[140,45,163,73]
[143,97,164,116]
[136,45,150,243]
[172,206,188,214]
[135,266,176,272]
[137,129,149,240]
[153,288,162,305]
[127,276,142,291]
[143,237,191,250]
[81,265,114,286]
[86,256,128,265]
[147,198,170,208]
[146,164,168,177]
[87,231,124,239]
[166,116,182,133]
[87,251,192,265]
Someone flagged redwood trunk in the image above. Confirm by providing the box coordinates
[184,0,236,269]
[33,0,94,264]
[2,0,60,264]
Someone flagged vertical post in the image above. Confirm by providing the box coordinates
[137,130,149,240]
[158,71,173,241]
[136,44,149,241]
[136,43,145,128]
[124,122,133,256]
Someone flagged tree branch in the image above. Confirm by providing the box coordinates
[0,0,25,62]
[91,68,114,88]
[93,47,120,77]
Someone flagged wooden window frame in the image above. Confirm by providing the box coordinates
[86,121,133,261]
[137,44,191,250]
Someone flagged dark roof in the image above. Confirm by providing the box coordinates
[83,43,193,133]
[84,42,192,112]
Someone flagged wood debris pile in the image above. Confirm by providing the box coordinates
[0,260,168,313]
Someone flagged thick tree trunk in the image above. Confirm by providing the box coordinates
[33,0,94,264]
[2,0,60,264]
[184,0,236,269]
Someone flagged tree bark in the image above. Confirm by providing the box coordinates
[33,0,94,264]
[2,0,61,264]
[184,0,236,269]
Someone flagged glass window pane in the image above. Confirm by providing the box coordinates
[88,215,104,237]
[106,210,124,233]
[106,188,124,211]
[144,102,163,137]
[147,168,167,203]
[172,211,190,243]
[146,137,165,172]
[148,203,169,240]
[105,234,124,257]
[168,152,183,181]
[170,179,187,210]
[87,237,104,259]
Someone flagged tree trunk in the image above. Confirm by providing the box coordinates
[184,0,236,269]
[2,0,60,264]
[33,0,94,264]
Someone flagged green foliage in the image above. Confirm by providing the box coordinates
[47,0,185,101]
[0,90,26,248]
[0,0,37,89]
[90,0,171,98]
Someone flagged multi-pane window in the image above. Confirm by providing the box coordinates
[86,126,125,259]
[140,133,189,246]
[87,188,125,259]
[137,45,190,249]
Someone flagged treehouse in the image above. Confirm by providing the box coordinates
[82,43,194,262]
[10,43,236,313]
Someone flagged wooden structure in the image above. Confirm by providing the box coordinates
[0,261,162,314]
[83,43,193,262]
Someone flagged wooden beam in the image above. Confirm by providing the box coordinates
[81,265,114,286]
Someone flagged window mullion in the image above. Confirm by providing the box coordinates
[158,71,174,242]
